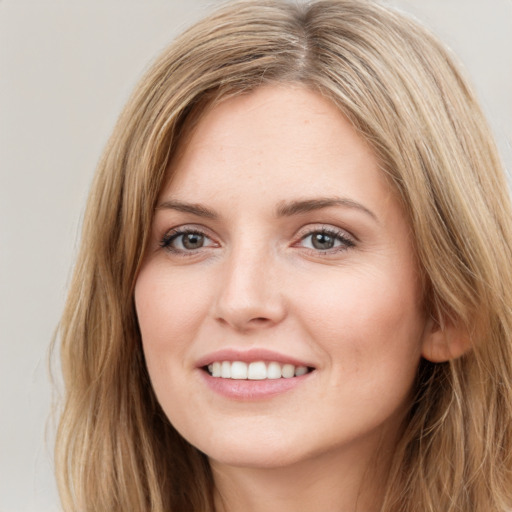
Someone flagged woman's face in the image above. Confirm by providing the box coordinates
[135,85,432,470]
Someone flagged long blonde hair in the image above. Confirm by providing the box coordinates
[55,1,512,510]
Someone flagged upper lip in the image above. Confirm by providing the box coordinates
[196,348,314,369]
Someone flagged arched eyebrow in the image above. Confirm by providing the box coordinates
[275,197,378,222]
[157,200,217,219]
[156,197,378,223]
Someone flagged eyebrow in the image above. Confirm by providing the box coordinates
[157,200,218,219]
[156,196,378,222]
[275,197,378,222]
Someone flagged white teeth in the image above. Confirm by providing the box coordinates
[206,360,311,380]
[248,361,267,380]
[295,365,308,377]
[281,364,295,379]
[267,361,282,379]
[212,361,221,377]
[231,361,248,379]
[221,361,231,378]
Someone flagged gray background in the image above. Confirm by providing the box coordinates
[1,1,510,510]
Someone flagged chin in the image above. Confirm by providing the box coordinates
[187,426,308,470]
[208,446,305,470]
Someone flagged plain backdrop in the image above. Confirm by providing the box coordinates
[1,1,510,511]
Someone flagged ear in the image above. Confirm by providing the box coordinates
[421,315,472,363]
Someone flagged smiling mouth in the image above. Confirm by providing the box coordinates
[204,361,315,380]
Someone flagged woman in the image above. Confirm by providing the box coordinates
[55,1,512,511]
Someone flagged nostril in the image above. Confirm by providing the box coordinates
[247,317,273,326]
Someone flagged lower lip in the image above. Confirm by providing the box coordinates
[199,370,313,400]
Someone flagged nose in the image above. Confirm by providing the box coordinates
[212,243,287,332]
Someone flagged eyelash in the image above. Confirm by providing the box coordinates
[159,226,356,256]
[159,227,214,255]
[296,226,355,255]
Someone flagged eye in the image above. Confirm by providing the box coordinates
[160,228,217,254]
[298,228,355,253]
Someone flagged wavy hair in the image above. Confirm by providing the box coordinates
[55,1,512,510]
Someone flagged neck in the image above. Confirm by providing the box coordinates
[210,442,392,512]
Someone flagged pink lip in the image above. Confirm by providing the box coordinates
[195,348,313,368]
[195,348,315,401]
[199,370,313,401]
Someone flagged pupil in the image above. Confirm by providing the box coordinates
[183,233,204,249]
[312,233,334,250]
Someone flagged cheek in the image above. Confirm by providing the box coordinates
[134,262,214,388]
[294,264,425,383]
[135,263,209,344]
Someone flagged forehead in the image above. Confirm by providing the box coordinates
[163,85,393,216]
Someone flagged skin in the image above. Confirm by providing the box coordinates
[135,85,441,512]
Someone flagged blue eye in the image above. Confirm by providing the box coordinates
[160,229,215,253]
[300,229,355,252]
